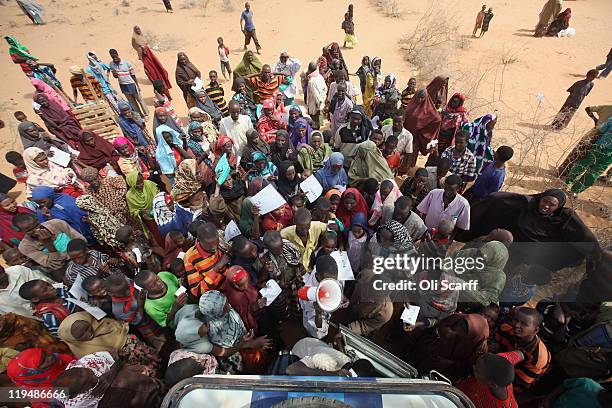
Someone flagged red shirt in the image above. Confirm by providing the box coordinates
[13,166,28,183]
[384,151,400,170]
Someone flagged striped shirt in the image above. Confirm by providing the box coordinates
[70,73,103,101]
[37,288,78,337]
[184,242,228,297]
[108,59,136,85]
[205,83,228,115]
[441,146,477,182]
[65,250,109,285]
[494,323,551,393]
[248,75,283,104]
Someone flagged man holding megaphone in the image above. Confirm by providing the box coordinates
[299,255,344,339]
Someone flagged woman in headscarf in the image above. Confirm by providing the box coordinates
[321,43,348,79]
[186,121,208,159]
[456,189,601,272]
[346,212,371,273]
[18,120,71,152]
[286,104,309,136]
[334,106,373,163]
[189,107,218,139]
[369,179,402,227]
[57,312,159,372]
[240,129,271,169]
[214,173,247,220]
[31,78,70,112]
[329,82,354,137]
[275,161,300,201]
[288,117,312,149]
[175,52,200,108]
[152,192,192,237]
[248,152,278,182]
[0,193,34,248]
[155,124,192,185]
[411,313,489,381]
[225,266,265,332]
[373,74,399,116]
[546,8,572,36]
[336,187,369,228]
[403,89,442,168]
[152,106,185,140]
[213,135,238,170]
[269,129,297,166]
[75,130,118,173]
[232,77,258,125]
[257,98,287,144]
[75,194,123,248]
[273,51,301,105]
[117,100,150,147]
[348,140,393,187]
[16,0,45,25]
[194,88,223,123]
[7,347,74,405]
[426,75,449,107]
[314,152,348,192]
[4,35,62,88]
[23,147,77,196]
[238,178,270,238]
[374,220,417,257]
[438,93,470,154]
[297,130,331,173]
[355,56,371,96]
[34,93,81,147]
[125,171,162,243]
[232,50,263,97]
[112,137,151,178]
[363,57,382,117]
[0,313,70,354]
[199,290,246,348]
[31,186,93,242]
[132,26,172,99]
[464,113,497,175]
[535,0,563,37]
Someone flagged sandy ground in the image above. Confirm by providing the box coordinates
[0,0,610,240]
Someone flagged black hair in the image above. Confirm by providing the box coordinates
[322,231,338,244]
[12,212,36,228]
[351,359,385,377]
[315,197,331,212]
[165,358,203,388]
[385,135,398,145]
[231,236,250,255]
[394,108,405,118]
[479,353,515,387]
[524,265,553,286]
[262,230,282,248]
[380,179,394,191]
[455,131,468,141]
[66,238,87,254]
[134,270,155,287]
[395,195,413,211]
[321,129,332,144]
[115,225,133,244]
[82,276,102,292]
[109,48,118,55]
[437,157,451,171]
[363,178,379,194]
[496,146,514,162]
[103,273,129,291]
[371,128,383,136]
[315,254,338,279]
[197,222,218,241]
[168,230,184,241]
[415,168,429,178]
[209,70,218,76]
[188,220,205,238]
[293,208,312,224]
[18,279,45,300]
[152,80,165,93]
[445,174,463,187]
[5,151,23,164]
[13,111,26,118]
[515,306,543,326]
[169,258,185,274]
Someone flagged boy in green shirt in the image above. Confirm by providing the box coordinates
[135,270,186,329]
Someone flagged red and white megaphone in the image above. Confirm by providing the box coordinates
[297,278,343,312]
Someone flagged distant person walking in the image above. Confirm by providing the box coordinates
[342,12,357,48]
[240,2,261,54]
[472,5,486,37]
[162,0,173,13]
[595,48,612,78]
[551,70,598,131]
[535,0,562,37]
[479,9,494,37]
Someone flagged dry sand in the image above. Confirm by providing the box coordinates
[0,0,610,240]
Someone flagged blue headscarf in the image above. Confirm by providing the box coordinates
[248,152,277,181]
[117,101,148,146]
[186,121,205,157]
[155,124,183,175]
[315,152,348,191]
[31,186,94,243]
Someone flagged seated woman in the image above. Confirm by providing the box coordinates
[18,120,73,153]
[286,104,311,135]
[195,88,223,124]
[31,185,94,243]
[297,130,331,173]
[117,101,150,147]
[289,117,312,149]
[314,152,348,192]
[0,313,71,354]
[213,135,238,171]
[257,98,286,143]
[75,130,119,175]
[112,137,152,178]
[269,129,297,166]
[23,147,78,197]
[262,203,293,232]
[152,192,193,238]
[348,140,393,187]
[248,152,278,182]
[34,93,82,148]
[369,179,402,228]
[275,161,300,202]
[155,125,193,185]
[336,187,369,228]
[152,106,185,141]
[125,171,163,245]
[186,121,211,160]
[240,130,271,170]
[211,173,246,221]
[456,188,601,273]
[57,311,159,374]
[547,8,572,37]
[410,313,489,381]
[0,193,34,250]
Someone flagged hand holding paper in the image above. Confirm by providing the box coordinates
[249,184,286,215]
[400,305,420,326]
[259,280,282,306]
[300,175,323,203]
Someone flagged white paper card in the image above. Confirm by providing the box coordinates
[249,184,286,215]
[330,251,354,281]
[259,279,282,306]
[52,282,64,289]
[400,305,420,326]
[67,298,107,320]
[224,220,242,241]
[131,247,142,263]
[300,175,323,203]
[191,77,204,92]
[69,274,89,301]
[48,147,71,167]
[175,286,187,296]
[177,252,186,260]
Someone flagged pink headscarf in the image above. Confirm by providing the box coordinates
[31,78,71,112]
[369,179,402,227]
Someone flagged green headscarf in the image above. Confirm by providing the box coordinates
[232,51,263,94]
[348,140,393,185]
[4,35,38,60]
[125,171,159,217]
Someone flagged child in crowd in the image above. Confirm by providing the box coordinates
[382,135,400,174]
[5,151,28,183]
[217,37,232,81]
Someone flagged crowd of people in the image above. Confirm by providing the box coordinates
[0,1,610,408]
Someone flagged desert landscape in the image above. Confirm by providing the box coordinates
[1,0,610,241]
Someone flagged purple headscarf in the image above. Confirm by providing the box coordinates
[289,118,312,149]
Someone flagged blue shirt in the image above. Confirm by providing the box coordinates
[468,161,505,198]
[241,10,255,31]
